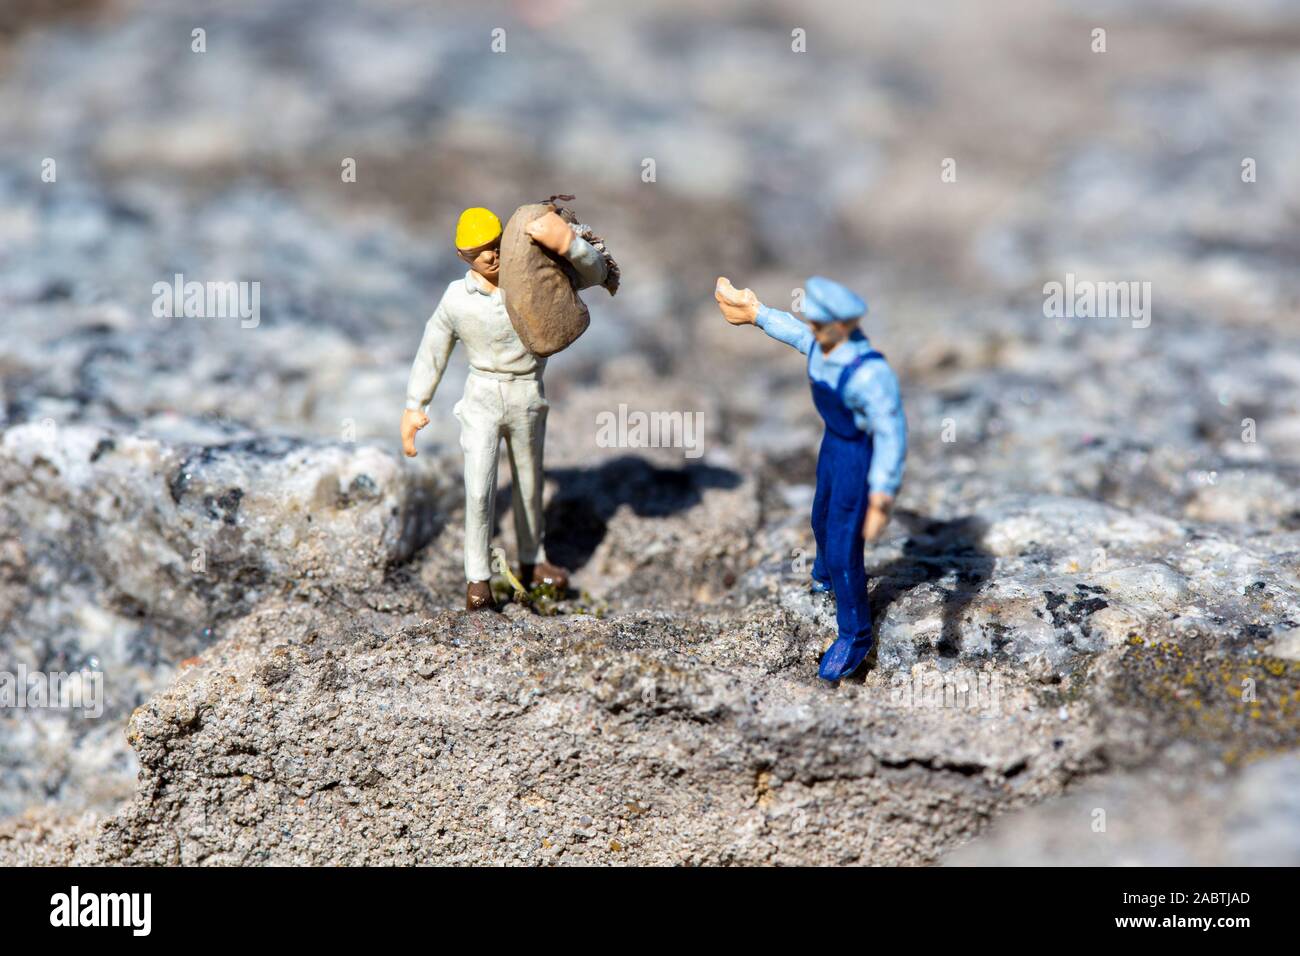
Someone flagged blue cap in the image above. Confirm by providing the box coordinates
[803,276,867,324]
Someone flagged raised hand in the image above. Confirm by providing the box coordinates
[714,276,760,325]
[524,211,574,256]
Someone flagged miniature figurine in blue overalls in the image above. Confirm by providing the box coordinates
[715,276,907,681]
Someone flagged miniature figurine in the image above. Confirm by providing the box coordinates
[402,203,615,611]
[714,276,907,681]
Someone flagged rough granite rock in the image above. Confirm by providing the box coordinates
[0,420,452,817]
[945,753,1300,866]
[73,608,1093,865]
[2,0,1299,865]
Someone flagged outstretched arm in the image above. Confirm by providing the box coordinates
[714,277,814,355]
[755,305,814,355]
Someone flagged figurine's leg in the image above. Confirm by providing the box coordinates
[810,434,833,593]
[826,487,871,639]
[502,380,549,568]
[818,440,875,681]
[456,382,504,585]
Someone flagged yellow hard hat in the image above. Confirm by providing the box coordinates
[455,207,502,250]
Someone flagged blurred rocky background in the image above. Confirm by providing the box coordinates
[0,0,1297,864]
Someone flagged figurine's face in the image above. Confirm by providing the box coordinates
[458,240,501,283]
[810,318,857,352]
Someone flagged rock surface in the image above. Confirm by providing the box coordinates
[946,752,1300,866]
[1,0,1298,864]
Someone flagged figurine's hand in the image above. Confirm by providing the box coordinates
[715,277,760,325]
[524,211,574,256]
[863,492,894,543]
[401,408,429,458]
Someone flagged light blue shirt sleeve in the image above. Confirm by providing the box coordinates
[844,359,907,495]
[755,305,814,355]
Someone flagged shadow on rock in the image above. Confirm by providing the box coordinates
[872,512,994,657]
[496,455,742,572]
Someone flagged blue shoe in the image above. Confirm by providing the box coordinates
[811,576,833,594]
[818,636,872,682]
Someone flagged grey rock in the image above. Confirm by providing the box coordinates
[945,754,1300,866]
[0,419,451,816]
[1,0,1298,865]
[43,609,1083,865]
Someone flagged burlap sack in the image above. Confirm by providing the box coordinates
[498,199,617,358]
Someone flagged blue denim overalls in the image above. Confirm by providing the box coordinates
[809,345,882,681]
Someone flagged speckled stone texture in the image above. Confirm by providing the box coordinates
[1,0,1298,864]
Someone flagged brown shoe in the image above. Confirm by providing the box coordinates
[466,580,496,612]
[521,560,570,592]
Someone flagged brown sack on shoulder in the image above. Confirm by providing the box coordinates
[498,196,618,358]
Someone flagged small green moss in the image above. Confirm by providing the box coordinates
[1112,639,1300,766]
